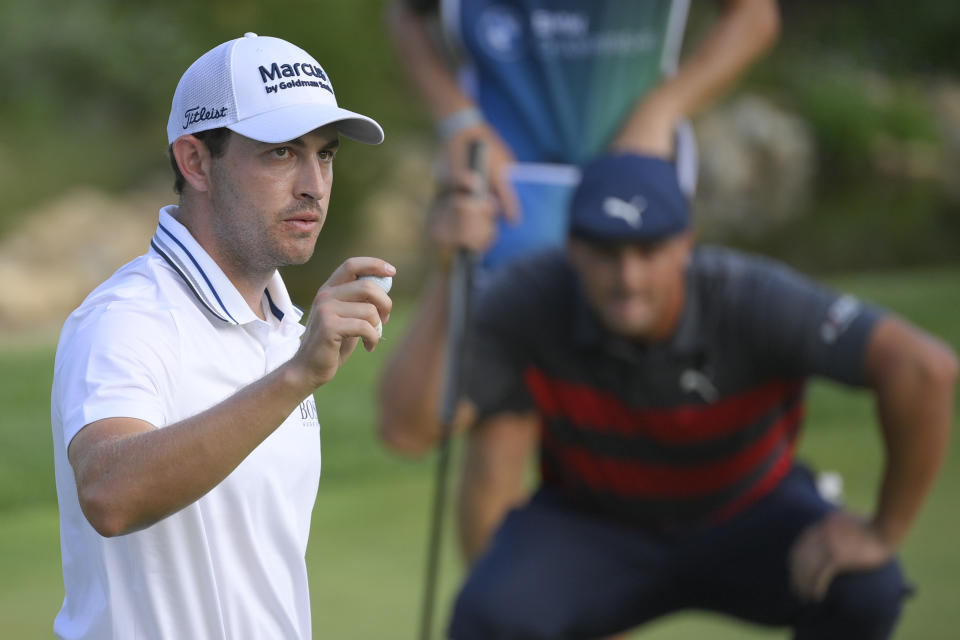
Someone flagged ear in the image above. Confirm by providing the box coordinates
[171,135,214,193]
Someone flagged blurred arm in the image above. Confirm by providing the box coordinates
[457,411,539,562]
[865,315,957,548]
[69,258,394,537]
[790,315,957,600]
[379,270,476,455]
[384,0,519,217]
[378,179,497,455]
[385,0,472,121]
[612,0,781,155]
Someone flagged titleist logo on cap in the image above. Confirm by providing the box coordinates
[258,61,333,95]
[182,106,229,130]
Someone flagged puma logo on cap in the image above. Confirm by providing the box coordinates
[602,196,646,229]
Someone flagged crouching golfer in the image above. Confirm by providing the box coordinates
[51,33,392,639]
[378,152,956,639]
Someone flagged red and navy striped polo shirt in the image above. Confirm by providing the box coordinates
[465,246,882,528]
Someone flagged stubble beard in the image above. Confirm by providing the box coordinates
[209,181,320,278]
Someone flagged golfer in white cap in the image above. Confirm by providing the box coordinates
[51,33,391,639]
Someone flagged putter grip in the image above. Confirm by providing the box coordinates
[438,141,487,425]
[466,140,488,190]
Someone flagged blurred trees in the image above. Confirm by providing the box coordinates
[690,0,959,272]
[0,0,957,300]
[0,0,423,224]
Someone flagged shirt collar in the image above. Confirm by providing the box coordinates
[150,206,303,326]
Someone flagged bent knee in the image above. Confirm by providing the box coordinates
[830,561,909,620]
[802,561,910,639]
[449,577,576,640]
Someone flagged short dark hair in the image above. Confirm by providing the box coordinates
[168,127,232,195]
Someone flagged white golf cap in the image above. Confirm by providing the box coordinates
[167,32,384,145]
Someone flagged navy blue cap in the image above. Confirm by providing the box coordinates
[568,153,690,243]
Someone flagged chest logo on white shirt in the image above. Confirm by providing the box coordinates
[680,369,718,403]
[603,196,646,229]
[299,396,319,428]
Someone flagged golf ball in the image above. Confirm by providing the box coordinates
[358,275,393,337]
[359,275,393,294]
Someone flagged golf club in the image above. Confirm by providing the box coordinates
[418,140,488,640]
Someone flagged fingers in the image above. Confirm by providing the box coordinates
[443,169,486,197]
[789,524,838,601]
[323,257,397,288]
[489,157,520,222]
[338,279,393,322]
[304,296,385,355]
[288,257,396,387]
[428,190,498,257]
[445,126,519,221]
[788,524,827,601]
[313,280,392,337]
[432,149,499,256]
[335,315,383,353]
[788,511,896,602]
[319,258,395,323]
[811,559,838,601]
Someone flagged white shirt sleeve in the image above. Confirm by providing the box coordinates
[54,302,181,449]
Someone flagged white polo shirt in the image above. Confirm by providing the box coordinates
[51,206,322,639]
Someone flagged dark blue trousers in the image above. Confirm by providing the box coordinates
[449,466,909,639]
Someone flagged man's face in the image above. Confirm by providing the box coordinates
[567,232,693,341]
[206,125,340,276]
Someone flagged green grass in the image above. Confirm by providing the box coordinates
[0,342,57,512]
[1,265,959,638]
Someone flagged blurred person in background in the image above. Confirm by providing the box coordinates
[378,151,957,639]
[386,0,781,566]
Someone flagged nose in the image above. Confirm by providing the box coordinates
[295,157,331,202]
[617,247,651,289]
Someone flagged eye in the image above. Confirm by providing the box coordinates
[318,149,335,162]
[589,244,619,260]
[271,147,291,158]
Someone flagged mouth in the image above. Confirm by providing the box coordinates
[610,288,649,303]
[607,291,652,317]
[283,212,322,234]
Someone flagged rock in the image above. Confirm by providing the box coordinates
[693,94,817,239]
[0,182,168,332]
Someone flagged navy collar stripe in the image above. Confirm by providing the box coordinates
[158,223,239,325]
[151,236,214,311]
[264,288,284,322]
[151,236,234,324]
[151,240,232,323]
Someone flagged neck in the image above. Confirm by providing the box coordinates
[173,201,272,321]
[223,267,273,322]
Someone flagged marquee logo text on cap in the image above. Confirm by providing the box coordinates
[258,61,333,96]
[183,106,229,130]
